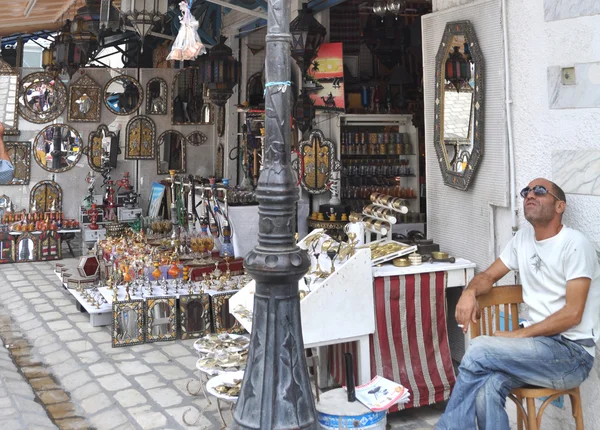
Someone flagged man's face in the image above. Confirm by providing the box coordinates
[523,179,559,224]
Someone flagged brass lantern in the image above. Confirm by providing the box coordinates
[197,36,240,107]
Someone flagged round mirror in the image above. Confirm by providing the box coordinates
[33,124,83,173]
[157,130,186,174]
[104,75,143,115]
[18,72,67,124]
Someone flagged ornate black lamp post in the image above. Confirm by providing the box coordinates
[231,0,317,429]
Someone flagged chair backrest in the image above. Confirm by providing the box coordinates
[470,285,524,338]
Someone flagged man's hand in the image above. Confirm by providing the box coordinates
[0,122,4,136]
[455,290,479,334]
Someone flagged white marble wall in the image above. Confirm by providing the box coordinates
[552,150,600,195]
[544,0,600,22]
[548,61,600,109]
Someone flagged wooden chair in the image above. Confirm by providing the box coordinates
[470,285,584,430]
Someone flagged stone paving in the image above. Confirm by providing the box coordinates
[0,258,444,429]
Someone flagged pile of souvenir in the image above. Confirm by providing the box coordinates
[194,333,250,376]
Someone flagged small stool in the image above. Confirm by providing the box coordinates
[60,233,76,257]
[316,388,386,429]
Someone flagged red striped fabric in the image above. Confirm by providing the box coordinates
[328,272,455,411]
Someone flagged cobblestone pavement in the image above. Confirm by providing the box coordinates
[0,259,445,429]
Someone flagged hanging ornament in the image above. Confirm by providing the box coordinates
[167,1,207,61]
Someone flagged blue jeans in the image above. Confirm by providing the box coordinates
[436,335,594,430]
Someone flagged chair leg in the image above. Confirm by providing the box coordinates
[516,394,524,430]
[526,397,538,430]
[569,389,584,430]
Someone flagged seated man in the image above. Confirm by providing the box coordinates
[436,178,599,430]
[0,123,15,184]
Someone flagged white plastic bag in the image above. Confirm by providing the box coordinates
[167,1,207,61]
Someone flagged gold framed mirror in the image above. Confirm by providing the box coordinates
[4,142,30,185]
[88,124,117,172]
[39,230,61,261]
[146,78,167,115]
[104,75,143,115]
[16,232,38,262]
[33,124,83,173]
[145,297,176,342]
[434,20,484,191]
[18,72,67,124]
[30,180,62,213]
[211,292,245,334]
[187,130,207,147]
[0,232,15,263]
[156,130,186,175]
[68,73,101,122]
[0,58,19,135]
[297,129,341,194]
[112,300,145,347]
[171,67,213,125]
[179,294,211,339]
[125,115,155,159]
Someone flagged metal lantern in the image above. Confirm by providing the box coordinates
[52,22,89,77]
[293,90,315,135]
[120,0,166,49]
[197,35,240,106]
[290,3,327,76]
[42,48,54,69]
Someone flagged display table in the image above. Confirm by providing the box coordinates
[330,259,475,411]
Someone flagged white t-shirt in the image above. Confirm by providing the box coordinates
[500,225,600,356]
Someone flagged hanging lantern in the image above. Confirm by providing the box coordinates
[197,35,240,107]
[51,22,89,77]
[290,3,327,76]
[42,48,54,70]
[120,0,166,50]
[293,90,315,135]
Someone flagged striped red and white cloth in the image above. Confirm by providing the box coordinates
[329,272,456,411]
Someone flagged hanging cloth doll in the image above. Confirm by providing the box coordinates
[167,1,207,61]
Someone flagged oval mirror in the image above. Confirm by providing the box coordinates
[146,78,167,115]
[187,131,207,147]
[18,72,67,124]
[33,124,83,173]
[157,130,186,174]
[104,75,143,115]
[434,20,484,191]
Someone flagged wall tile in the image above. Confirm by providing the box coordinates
[548,61,600,109]
[544,0,600,22]
[552,150,600,195]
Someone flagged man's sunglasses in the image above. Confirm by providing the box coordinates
[520,185,562,201]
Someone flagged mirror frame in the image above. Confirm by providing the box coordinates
[4,142,31,185]
[67,73,102,122]
[0,232,15,263]
[145,297,176,342]
[88,124,116,172]
[187,130,208,147]
[146,77,168,115]
[39,230,61,261]
[211,292,245,334]
[125,115,156,160]
[33,124,83,173]
[297,128,341,194]
[0,58,20,135]
[18,72,67,124]
[112,299,146,347]
[179,294,211,339]
[171,67,214,125]
[156,130,186,175]
[30,180,62,213]
[433,20,484,191]
[103,75,143,116]
[16,232,38,262]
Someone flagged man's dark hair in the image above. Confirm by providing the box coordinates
[551,181,567,203]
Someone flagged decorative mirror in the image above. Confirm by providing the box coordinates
[180,294,211,339]
[434,20,484,191]
[146,78,167,115]
[4,142,30,185]
[216,143,224,179]
[0,232,15,263]
[33,124,83,173]
[211,292,245,334]
[39,230,61,261]
[104,75,143,115]
[125,115,155,159]
[68,74,101,122]
[217,106,225,137]
[0,195,10,222]
[246,72,264,108]
[88,125,117,172]
[16,232,37,262]
[172,67,213,125]
[0,58,19,135]
[30,180,62,213]
[18,72,67,124]
[187,131,207,147]
[112,299,145,347]
[145,297,176,342]
[296,129,341,194]
[157,130,186,175]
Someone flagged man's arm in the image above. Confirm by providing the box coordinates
[0,123,9,162]
[495,277,591,338]
[455,258,511,333]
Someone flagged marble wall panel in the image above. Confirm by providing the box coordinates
[544,0,600,21]
[552,150,600,195]
[548,61,600,109]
